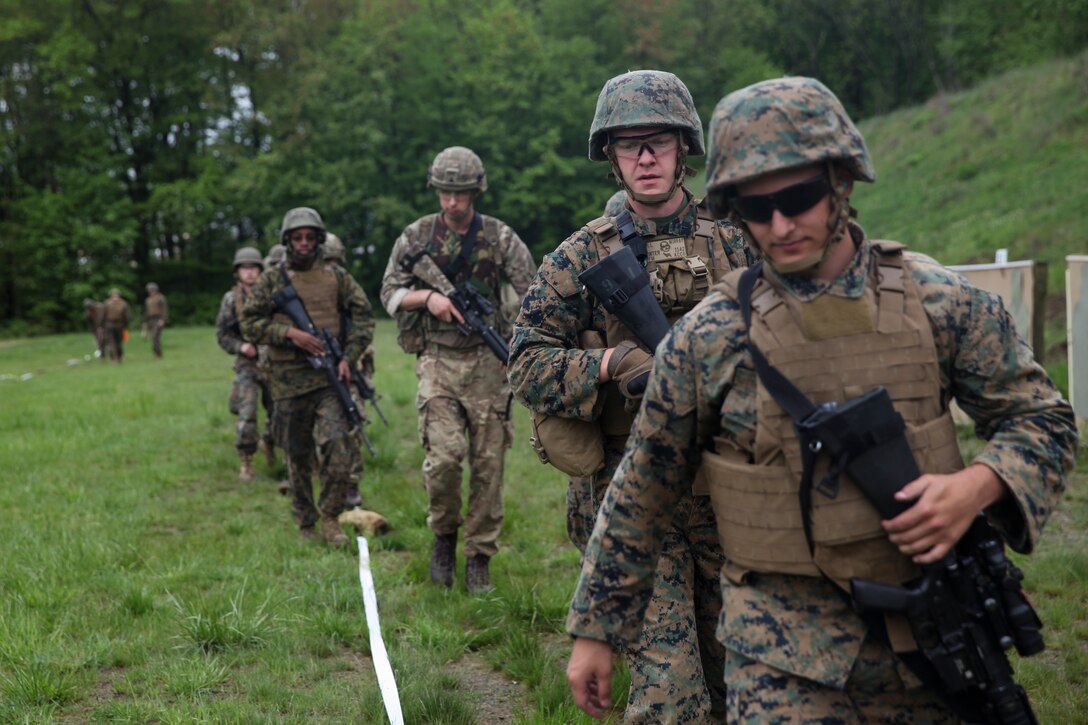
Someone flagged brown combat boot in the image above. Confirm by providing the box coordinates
[299,525,318,542]
[466,554,493,594]
[277,479,290,496]
[430,533,457,587]
[239,452,255,482]
[321,514,349,549]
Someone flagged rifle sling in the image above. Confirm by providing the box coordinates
[441,212,482,285]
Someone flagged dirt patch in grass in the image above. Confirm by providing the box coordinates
[58,665,129,722]
[454,651,530,723]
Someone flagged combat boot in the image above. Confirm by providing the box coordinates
[239,452,255,482]
[466,554,493,594]
[299,525,318,542]
[430,533,457,587]
[321,513,349,549]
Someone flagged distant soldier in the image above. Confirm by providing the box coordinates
[216,247,276,482]
[380,146,534,592]
[101,288,131,363]
[83,297,106,360]
[242,207,375,547]
[143,282,168,358]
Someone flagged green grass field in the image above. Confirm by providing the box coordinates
[1,323,1085,723]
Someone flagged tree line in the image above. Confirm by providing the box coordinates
[2,0,1085,333]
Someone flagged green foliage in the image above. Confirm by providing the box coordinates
[3,0,1085,330]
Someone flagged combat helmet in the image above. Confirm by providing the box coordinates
[704,76,875,273]
[232,246,264,271]
[323,233,345,264]
[427,147,488,193]
[146,282,158,293]
[588,70,703,203]
[265,243,286,268]
[280,207,326,266]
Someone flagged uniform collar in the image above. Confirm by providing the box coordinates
[626,191,698,238]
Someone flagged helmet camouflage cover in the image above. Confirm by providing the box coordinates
[232,246,264,271]
[323,233,345,263]
[704,76,875,218]
[280,207,326,243]
[427,147,488,193]
[603,190,627,217]
[588,70,704,161]
[265,244,286,267]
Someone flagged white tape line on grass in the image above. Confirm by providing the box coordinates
[357,536,404,725]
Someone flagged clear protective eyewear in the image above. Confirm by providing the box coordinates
[609,130,680,160]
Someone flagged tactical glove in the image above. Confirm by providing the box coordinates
[606,340,654,402]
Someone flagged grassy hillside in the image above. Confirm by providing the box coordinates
[855,51,1088,365]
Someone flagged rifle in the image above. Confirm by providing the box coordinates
[325,331,388,426]
[794,388,1042,725]
[407,252,510,364]
[271,281,377,457]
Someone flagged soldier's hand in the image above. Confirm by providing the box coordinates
[883,463,1007,564]
[604,340,653,398]
[425,292,465,325]
[337,359,351,384]
[286,327,325,356]
[240,342,258,359]
[567,637,613,719]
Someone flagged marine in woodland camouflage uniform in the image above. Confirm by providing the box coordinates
[143,282,168,358]
[509,71,754,724]
[380,146,534,593]
[241,207,375,547]
[565,77,1078,722]
[83,298,106,360]
[101,288,130,363]
[216,246,276,481]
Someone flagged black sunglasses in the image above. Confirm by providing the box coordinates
[728,174,831,223]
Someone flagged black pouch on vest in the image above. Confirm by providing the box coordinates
[795,386,917,517]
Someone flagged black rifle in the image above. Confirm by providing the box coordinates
[795,389,1042,725]
[405,252,510,364]
[271,282,377,457]
[337,310,388,427]
[448,282,509,364]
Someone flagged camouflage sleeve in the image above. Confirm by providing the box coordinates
[911,253,1078,553]
[717,220,758,269]
[240,269,291,346]
[379,222,423,316]
[497,222,536,296]
[340,270,375,363]
[567,291,748,644]
[508,232,607,420]
[215,291,242,355]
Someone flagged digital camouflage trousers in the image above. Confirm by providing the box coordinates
[229,363,274,454]
[584,449,728,724]
[277,386,360,528]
